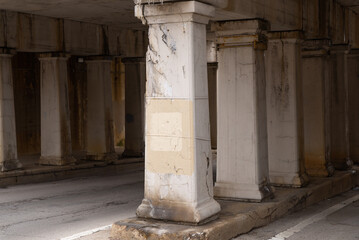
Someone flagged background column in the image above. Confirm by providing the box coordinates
[348,50,359,164]
[39,53,75,166]
[0,49,22,171]
[207,35,218,150]
[329,46,353,170]
[213,20,273,201]
[122,57,145,158]
[135,1,220,223]
[302,40,334,177]
[265,31,308,187]
[85,57,116,162]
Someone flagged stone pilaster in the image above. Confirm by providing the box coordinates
[329,45,353,170]
[302,40,334,177]
[265,31,309,187]
[212,20,273,201]
[39,53,76,166]
[135,1,220,223]
[0,49,22,171]
[85,57,116,162]
[122,57,146,158]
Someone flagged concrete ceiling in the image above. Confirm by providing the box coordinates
[0,0,358,29]
[0,0,143,29]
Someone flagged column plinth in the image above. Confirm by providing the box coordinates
[39,53,76,166]
[212,20,273,201]
[0,52,22,171]
[265,31,309,187]
[135,1,220,223]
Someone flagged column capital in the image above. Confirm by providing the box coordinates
[85,55,113,62]
[302,39,331,57]
[134,0,228,8]
[135,1,215,25]
[38,52,70,60]
[330,44,351,54]
[0,47,16,56]
[121,57,146,64]
[267,30,304,43]
[211,19,270,49]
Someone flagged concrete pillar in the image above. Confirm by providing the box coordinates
[348,50,359,164]
[329,46,353,170]
[302,40,334,177]
[112,58,126,151]
[265,31,308,187]
[122,57,145,158]
[213,20,273,201]
[0,50,22,171]
[85,57,116,162]
[207,36,218,149]
[135,1,220,223]
[39,53,75,166]
[207,62,217,150]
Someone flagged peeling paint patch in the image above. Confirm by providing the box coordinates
[146,99,194,176]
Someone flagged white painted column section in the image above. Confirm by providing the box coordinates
[329,46,353,170]
[85,57,116,162]
[302,40,334,177]
[0,51,22,171]
[39,54,75,166]
[135,1,220,223]
[213,20,273,201]
[265,31,308,187]
[122,58,146,158]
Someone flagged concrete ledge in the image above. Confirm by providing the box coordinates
[0,158,144,188]
[111,170,357,240]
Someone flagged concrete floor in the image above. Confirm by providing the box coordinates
[0,168,357,240]
[0,170,144,240]
[234,189,359,240]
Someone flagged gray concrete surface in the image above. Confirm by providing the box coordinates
[234,190,359,240]
[0,170,144,240]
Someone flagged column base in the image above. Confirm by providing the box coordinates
[136,198,221,224]
[39,156,77,166]
[214,181,274,202]
[332,157,353,170]
[122,149,143,158]
[1,159,23,172]
[269,172,309,188]
[306,162,335,177]
[86,152,118,163]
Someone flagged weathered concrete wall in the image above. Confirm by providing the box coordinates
[0,10,148,57]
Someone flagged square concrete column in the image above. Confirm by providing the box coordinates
[348,50,359,164]
[302,40,334,177]
[135,1,220,223]
[328,46,353,170]
[0,50,22,171]
[39,53,75,166]
[85,57,116,162]
[265,31,308,187]
[212,20,273,201]
[122,57,145,158]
